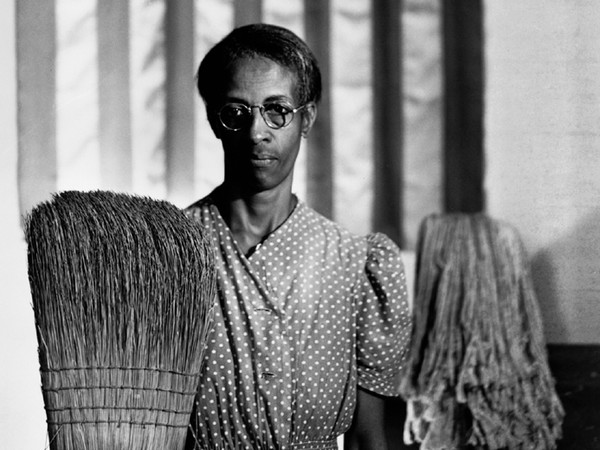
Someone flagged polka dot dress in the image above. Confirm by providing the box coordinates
[185,193,412,450]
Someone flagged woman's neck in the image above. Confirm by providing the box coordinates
[213,184,297,255]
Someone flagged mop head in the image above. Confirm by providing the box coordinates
[400,213,564,450]
[25,191,216,450]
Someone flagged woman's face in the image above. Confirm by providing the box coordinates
[214,56,315,195]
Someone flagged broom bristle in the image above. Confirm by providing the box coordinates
[400,213,564,450]
[25,190,216,450]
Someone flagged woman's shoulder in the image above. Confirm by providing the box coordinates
[298,204,406,269]
[299,202,365,245]
[183,192,220,228]
[365,232,402,258]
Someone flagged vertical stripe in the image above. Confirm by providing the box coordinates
[165,0,195,206]
[130,0,167,199]
[442,0,485,213]
[193,1,232,199]
[304,0,334,218]
[55,0,100,192]
[372,0,404,245]
[331,0,374,236]
[97,0,132,191]
[402,0,443,249]
[263,0,307,201]
[3,4,47,444]
[16,0,57,215]
[234,0,263,27]
[263,0,304,36]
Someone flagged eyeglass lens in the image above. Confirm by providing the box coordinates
[219,103,297,130]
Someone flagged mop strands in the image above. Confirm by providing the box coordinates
[25,191,216,450]
[400,214,564,450]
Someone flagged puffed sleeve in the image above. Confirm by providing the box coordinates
[355,232,412,396]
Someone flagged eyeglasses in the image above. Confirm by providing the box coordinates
[217,102,308,131]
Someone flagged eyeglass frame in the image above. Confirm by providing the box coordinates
[217,102,310,131]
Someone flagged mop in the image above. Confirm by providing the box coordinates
[401,213,564,449]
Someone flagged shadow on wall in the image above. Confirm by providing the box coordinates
[531,208,600,344]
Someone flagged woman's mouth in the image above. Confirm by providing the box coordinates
[250,156,276,168]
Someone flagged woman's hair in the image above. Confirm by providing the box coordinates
[196,23,322,111]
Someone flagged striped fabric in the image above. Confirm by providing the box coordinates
[16,0,443,249]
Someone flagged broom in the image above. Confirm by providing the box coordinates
[24,190,216,450]
[400,213,564,450]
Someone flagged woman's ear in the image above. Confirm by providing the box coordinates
[300,102,318,138]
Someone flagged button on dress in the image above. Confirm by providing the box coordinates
[185,192,412,450]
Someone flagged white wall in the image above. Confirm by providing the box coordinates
[485,0,600,344]
[0,1,48,447]
[4,1,600,446]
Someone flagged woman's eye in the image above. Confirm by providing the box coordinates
[230,107,246,117]
[266,103,291,115]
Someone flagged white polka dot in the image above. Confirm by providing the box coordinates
[184,195,412,448]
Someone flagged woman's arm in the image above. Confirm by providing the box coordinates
[344,388,388,450]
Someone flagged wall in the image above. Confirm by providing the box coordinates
[3,0,600,446]
[1,3,428,446]
[485,0,600,344]
[0,1,47,447]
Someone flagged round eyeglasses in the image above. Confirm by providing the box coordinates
[218,102,308,131]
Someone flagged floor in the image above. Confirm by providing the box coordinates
[385,345,600,449]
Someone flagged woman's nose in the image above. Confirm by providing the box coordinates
[248,107,269,142]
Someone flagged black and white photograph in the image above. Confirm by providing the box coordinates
[1,1,598,449]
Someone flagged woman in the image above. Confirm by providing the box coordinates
[185,23,412,450]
